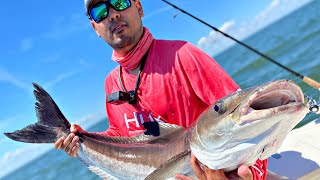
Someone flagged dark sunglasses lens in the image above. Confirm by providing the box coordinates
[110,0,131,11]
[90,4,108,22]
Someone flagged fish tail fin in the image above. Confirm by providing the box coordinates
[4,83,71,143]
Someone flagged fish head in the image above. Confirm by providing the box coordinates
[190,79,309,170]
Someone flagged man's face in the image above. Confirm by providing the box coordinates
[90,0,144,53]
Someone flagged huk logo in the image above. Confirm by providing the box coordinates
[123,112,163,129]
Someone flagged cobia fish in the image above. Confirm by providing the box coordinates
[4,79,309,179]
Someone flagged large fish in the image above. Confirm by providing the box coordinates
[4,80,309,179]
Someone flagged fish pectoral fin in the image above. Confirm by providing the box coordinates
[145,150,195,180]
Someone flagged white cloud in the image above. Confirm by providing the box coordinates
[198,20,236,55]
[0,66,81,96]
[40,53,62,64]
[0,66,30,91]
[3,147,32,162]
[79,58,93,68]
[143,6,172,21]
[11,13,90,56]
[257,0,280,19]
[75,113,106,129]
[0,59,84,95]
[43,71,80,91]
[0,138,5,145]
[0,116,22,131]
[0,144,52,178]
[198,0,312,55]
[43,14,90,40]
[20,38,34,52]
[39,57,95,91]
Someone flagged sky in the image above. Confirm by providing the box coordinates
[0,0,313,177]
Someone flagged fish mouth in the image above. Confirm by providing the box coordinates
[238,80,305,123]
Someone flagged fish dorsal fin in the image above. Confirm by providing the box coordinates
[145,150,195,180]
[81,122,185,144]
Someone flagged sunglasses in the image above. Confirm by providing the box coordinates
[89,0,132,23]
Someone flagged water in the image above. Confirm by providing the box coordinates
[3,1,320,179]
[215,0,320,127]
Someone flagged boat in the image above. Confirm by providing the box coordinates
[267,118,320,179]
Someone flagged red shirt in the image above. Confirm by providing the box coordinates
[104,40,239,136]
[103,39,267,179]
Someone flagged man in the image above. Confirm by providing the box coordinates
[54,0,268,179]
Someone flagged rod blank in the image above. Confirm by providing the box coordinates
[161,0,320,91]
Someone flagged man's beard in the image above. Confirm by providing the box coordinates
[110,25,143,50]
[111,36,134,49]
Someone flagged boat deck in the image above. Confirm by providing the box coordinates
[267,118,320,179]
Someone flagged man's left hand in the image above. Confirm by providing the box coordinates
[175,154,253,180]
[237,164,253,180]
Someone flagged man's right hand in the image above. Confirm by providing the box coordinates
[54,124,84,157]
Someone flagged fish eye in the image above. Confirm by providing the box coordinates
[213,102,224,114]
[214,104,220,112]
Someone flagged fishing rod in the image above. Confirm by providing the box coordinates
[161,0,320,91]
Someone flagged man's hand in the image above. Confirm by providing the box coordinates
[237,165,253,180]
[175,154,253,180]
[54,124,84,157]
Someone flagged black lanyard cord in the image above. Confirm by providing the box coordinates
[133,50,148,93]
[118,48,150,104]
